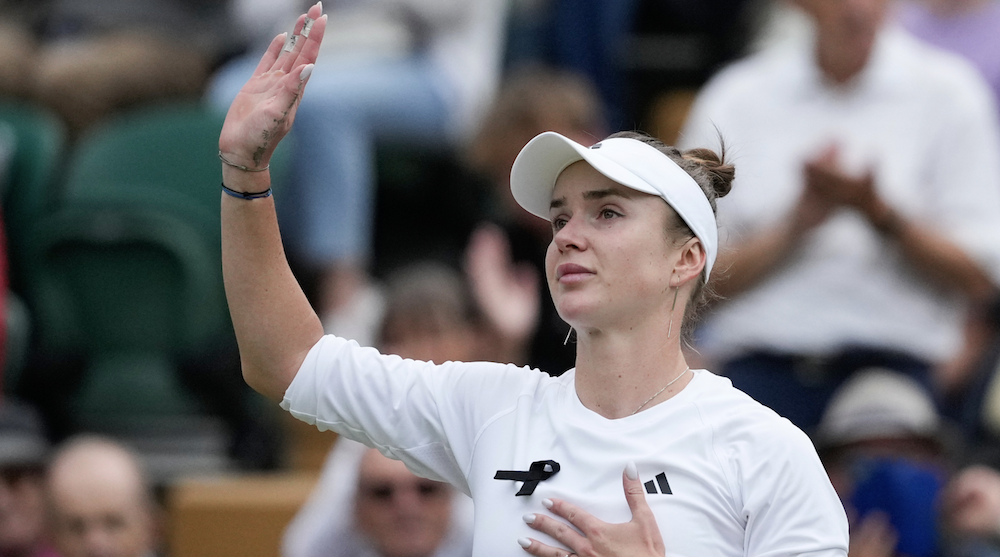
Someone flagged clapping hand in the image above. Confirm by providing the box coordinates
[518,463,665,557]
[219,2,327,173]
[942,465,1000,538]
[801,145,895,231]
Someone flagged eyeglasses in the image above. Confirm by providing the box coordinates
[357,479,448,504]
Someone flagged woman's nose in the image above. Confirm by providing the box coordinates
[553,215,587,252]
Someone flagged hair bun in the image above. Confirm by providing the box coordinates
[682,148,734,199]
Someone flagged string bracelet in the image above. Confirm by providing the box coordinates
[219,151,269,172]
[222,182,272,200]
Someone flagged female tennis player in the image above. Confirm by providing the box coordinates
[218,4,849,557]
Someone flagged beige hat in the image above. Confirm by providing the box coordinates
[815,368,941,449]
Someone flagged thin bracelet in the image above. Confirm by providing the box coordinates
[219,151,270,172]
[222,182,272,200]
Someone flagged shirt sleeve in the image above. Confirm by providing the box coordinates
[280,334,540,494]
[921,55,1000,284]
[733,419,850,557]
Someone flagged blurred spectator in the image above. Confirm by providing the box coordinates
[283,440,471,557]
[543,0,640,129]
[462,65,605,373]
[817,369,950,557]
[208,0,510,347]
[679,0,1000,430]
[0,1,45,101]
[46,436,158,557]
[0,0,236,139]
[0,400,56,557]
[282,261,478,557]
[897,0,1000,110]
[817,368,1000,557]
[376,263,482,364]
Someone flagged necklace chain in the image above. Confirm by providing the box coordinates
[631,367,691,415]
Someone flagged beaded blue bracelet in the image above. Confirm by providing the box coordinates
[222,182,272,200]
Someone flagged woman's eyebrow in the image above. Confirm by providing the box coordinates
[582,188,633,200]
[550,188,635,211]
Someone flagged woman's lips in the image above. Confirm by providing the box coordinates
[556,263,594,282]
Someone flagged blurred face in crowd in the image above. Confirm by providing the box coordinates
[795,0,890,77]
[0,466,47,556]
[354,449,453,557]
[380,316,479,364]
[47,441,155,557]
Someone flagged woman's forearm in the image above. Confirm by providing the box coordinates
[221,166,324,401]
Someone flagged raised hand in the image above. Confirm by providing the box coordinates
[517,463,665,557]
[219,2,327,174]
[464,224,540,350]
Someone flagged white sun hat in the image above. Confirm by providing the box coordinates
[815,367,942,449]
[509,131,718,278]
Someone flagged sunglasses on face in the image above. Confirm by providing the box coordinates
[358,479,448,504]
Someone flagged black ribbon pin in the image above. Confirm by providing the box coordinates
[494,460,561,496]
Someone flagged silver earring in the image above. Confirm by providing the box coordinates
[666,285,679,339]
[563,326,574,346]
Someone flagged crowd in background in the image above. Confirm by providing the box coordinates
[4,0,1000,556]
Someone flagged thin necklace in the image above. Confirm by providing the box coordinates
[631,367,691,415]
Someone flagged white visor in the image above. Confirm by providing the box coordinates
[510,131,719,278]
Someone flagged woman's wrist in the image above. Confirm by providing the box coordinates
[222,164,272,196]
[868,201,905,237]
[219,150,270,173]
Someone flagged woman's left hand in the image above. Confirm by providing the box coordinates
[518,463,665,557]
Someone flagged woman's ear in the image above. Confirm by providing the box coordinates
[673,238,706,286]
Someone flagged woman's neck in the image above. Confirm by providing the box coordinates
[573,321,691,419]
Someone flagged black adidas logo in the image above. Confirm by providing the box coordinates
[644,472,672,495]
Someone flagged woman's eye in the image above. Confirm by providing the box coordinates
[600,208,620,220]
[552,217,568,231]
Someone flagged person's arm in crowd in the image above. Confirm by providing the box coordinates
[710,152,837,299]
[713,146,997,302]
[803,147,997,301]
[219,3,328,401]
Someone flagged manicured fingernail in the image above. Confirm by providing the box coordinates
[626,461,638,481]
[542,498,553,509]
[517,538,531,549]
[300,64,314,81]
[316,1,322,10]
[522,513,536,524]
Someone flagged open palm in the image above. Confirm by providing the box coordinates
[219,2,327,170]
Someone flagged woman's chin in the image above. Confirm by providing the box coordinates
[554,299,602,329]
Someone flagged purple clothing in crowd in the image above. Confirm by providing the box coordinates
[898,0,1000,106]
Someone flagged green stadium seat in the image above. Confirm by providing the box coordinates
[20,102,289,437]
[0,99,68,292]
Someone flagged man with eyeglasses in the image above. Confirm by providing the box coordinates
[283,439,473,557]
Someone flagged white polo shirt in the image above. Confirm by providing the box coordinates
[679,27,1000,362]
[282,335,849,557]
